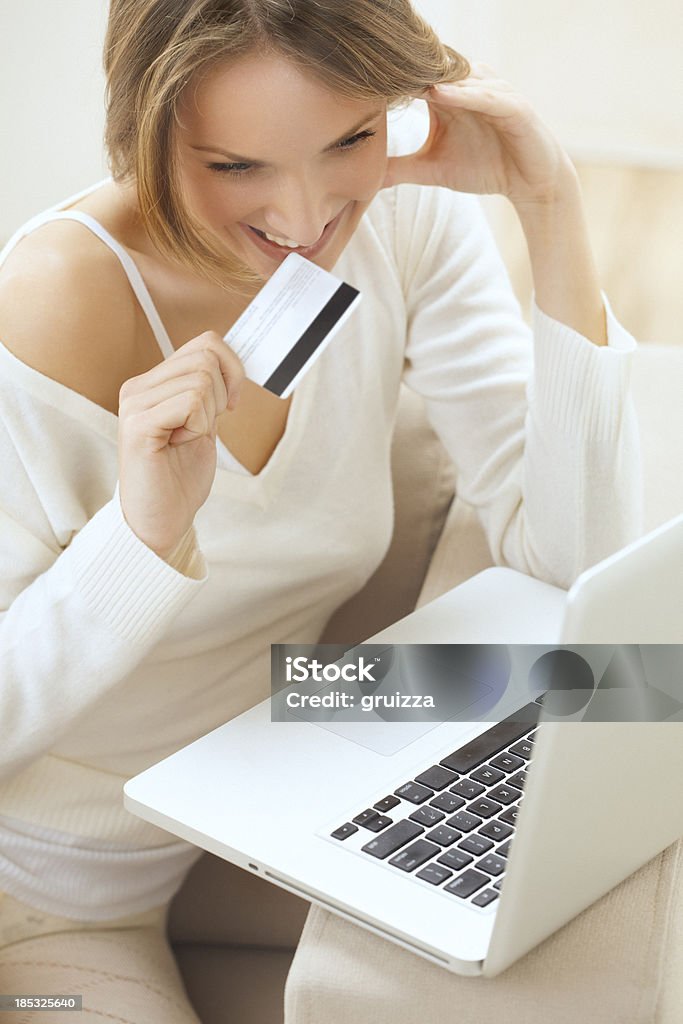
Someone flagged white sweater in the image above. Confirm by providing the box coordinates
[0,112,641,917]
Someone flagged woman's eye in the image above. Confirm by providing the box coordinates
[206,129,377,177]
[207,161,253,177]
[336,129,377,151]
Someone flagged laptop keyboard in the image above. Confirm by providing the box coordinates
[329,702,540,908]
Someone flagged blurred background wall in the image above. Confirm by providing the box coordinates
[1,0,681,343]
[0,0,110,227]
[415,0,683,166]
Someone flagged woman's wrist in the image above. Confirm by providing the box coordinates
[163,525,202,577]
[512,164,608,347]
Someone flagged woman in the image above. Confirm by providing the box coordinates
[0,0,642,1020]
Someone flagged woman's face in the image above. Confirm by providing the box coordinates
[175,51,389,279]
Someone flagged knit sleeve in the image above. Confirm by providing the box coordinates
[0,434,209,781]
[394,183,642,588]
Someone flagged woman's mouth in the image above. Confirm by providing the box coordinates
[239,204,349,260]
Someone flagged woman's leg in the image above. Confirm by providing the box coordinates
[285,840,682,1024]
[0,896,200,1024]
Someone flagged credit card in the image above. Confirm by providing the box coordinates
[223,252,361,398]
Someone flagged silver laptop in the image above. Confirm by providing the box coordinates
[124,513,683,976]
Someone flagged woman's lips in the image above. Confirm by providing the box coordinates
[238,203,349,261]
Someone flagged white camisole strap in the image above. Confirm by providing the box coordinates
[1,208,176,362]
[1,194,250,474]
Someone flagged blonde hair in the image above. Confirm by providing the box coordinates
[103,0,470,293]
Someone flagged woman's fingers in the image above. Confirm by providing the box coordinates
[119,331,245,412]
[181,332,246,408]
[429,82,531,120]
[121,366,223,424]
[125,388,215,451]
[122,352,226,406]
[126,371,219,431]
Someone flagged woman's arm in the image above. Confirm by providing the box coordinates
[383,63,642,585]
[392,183,641,589]
[0,256,208,782]
[514,165,607,347]
[0,465,207,783]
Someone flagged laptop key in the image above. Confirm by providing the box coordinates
[450,778,486,800]
[414,765,459,791]
[444,869,489,898]
[416,863,453,886]
[458,834,494,856]
[499,804,520,826]
[331,822,358,840]
[374,795,400,813]
[477,853,506,876]
[426,825,461,847]
[468,797,503,819]
[488,784,518,805]
[472,888,499,908]
[409,805,445,827]
[494,879,504,890]
[439,704,539,774]
[470,764,506,786]
[395,781,433,804]
[353,809,380,827]
[509,739,533,760]
[479,819,514,841]
[362,820,424,859]
[507,770,527,791]
[364,814,393,832]
[446,810,483,833]
[389,839,441,872]
[437,848,474,871]
[430,792,465,813]
[490,752,524,773]
[497,840,512,858]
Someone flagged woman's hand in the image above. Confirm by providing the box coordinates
[383,61,607,345]
[117,332,245,560]
[383,62,577,208]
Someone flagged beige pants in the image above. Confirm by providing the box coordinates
[285,839,683,1024]
[0,892,199,1024]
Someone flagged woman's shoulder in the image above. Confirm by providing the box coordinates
[0,214,139,415]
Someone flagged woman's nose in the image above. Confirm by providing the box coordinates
[262,180,330,247]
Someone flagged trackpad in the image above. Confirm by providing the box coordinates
[282,646,504,756]
[310,718,443,756]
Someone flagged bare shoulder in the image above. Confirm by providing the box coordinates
[0,220,140,414]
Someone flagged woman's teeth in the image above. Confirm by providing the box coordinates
[252,227,302,248]
[266,232,301,247]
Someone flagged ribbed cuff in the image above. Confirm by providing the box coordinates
[530,290,637,441]
[68,483,208,644]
